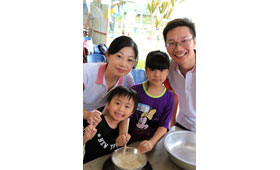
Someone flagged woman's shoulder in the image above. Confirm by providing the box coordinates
[121,73,134,86]
[123,72,134,80]
[83,63,102,72]
[83,63,104,81]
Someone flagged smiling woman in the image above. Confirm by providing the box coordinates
[83,36,138,113]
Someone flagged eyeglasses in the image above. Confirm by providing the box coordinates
[166,37,193,50]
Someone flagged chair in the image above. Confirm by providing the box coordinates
[93,44,107,55]
[86,54,107,63]
[83,36,91,41]
[130,69,147,84]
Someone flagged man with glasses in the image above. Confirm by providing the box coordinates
[163,18,196,132]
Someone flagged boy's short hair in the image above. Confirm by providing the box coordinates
[145,50,170,71]
[106,86,139,112]
[163,18,196,42]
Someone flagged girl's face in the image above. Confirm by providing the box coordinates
[106,95,135,122]
[146,68,169,86]
[106,47,136,77]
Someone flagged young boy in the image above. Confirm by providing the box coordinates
[83,86,138,164]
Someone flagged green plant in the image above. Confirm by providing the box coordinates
[136,59,146,70]
[147,0,185,29]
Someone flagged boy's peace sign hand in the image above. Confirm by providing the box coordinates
[83,111,102,144]
[84,124,97,142]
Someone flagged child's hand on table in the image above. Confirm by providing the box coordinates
[138,140,155,153]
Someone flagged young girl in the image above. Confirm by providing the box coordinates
[83,86,138,164]
[117,50,174,153]
[83,36,138,124]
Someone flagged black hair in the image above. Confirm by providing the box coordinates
[145,50,170,71]
[107,36,139,67]
[163,18,196,43]
[106,86,139,112]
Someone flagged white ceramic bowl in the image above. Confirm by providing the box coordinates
[163,130,196,170]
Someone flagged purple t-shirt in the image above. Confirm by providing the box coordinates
[129,83,174,143]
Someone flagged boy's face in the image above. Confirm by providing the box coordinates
[166,26,196,65]
[106,95,135,122]
[146,68,169,86]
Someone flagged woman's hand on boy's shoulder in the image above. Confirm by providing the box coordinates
[87,110,102,125]
[116,134,131,147]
